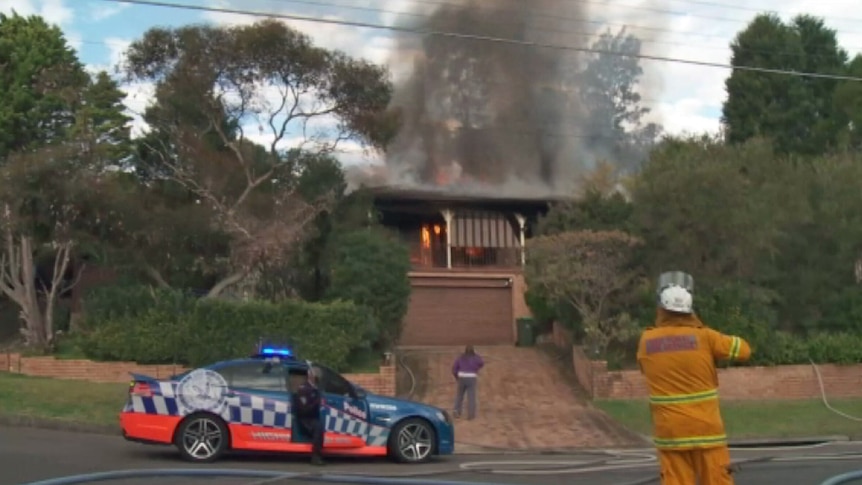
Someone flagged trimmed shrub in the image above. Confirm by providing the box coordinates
[325,228,411,350]
[77,286,375,371]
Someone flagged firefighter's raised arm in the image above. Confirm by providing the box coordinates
[706,328,752,362]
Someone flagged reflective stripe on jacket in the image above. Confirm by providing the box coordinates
[637,309,752,450]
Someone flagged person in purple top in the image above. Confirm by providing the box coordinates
[452,345,484,420]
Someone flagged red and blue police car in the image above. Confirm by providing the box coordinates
[120,346,454,463]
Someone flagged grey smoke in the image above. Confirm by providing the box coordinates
[368,0,665,197]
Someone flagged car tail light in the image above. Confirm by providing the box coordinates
[129,381,152,397]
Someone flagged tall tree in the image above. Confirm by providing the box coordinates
[0,13,133,348]
[0,143,124,350]
[73,71,133,168]
[580,28,662,172]
[722,14,849,155]
[631,135,807,285]
[0,12,89,160]
[123,20,397,297]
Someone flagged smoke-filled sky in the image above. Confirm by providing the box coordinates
[6,0,862,194]
[386,0,596,191]
[382,0,667,194]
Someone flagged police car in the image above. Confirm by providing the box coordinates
[120,346,454,463]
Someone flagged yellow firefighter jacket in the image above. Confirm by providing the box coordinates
[636,308,752,450]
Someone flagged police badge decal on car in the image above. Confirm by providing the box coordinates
[176,369,229,414]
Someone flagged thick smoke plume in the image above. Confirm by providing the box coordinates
[364,0,665,198]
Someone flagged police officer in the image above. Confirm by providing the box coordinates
[293,366,324,466]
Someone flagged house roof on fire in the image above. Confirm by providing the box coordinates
[363,185,572,206]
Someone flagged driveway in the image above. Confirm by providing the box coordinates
[404,346,646,450]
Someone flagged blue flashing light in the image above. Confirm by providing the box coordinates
[259,347,293,357]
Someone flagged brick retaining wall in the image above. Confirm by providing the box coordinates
[551,321,862,401]
[0,353,396,396]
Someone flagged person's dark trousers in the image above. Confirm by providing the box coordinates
[300,416,325,465]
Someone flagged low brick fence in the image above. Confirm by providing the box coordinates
[0,353,396,396]
[551,321,862,401]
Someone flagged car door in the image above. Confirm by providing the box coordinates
[313,364,369,449]
[214,360,292,450]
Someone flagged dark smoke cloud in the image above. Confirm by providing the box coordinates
[369,0,666,198]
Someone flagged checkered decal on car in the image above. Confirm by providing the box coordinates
[227,393,292,429]
[323,406,390,446]
[125,382,180,415]
[125,380,389,446]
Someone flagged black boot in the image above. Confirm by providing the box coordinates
[311,454,325,466]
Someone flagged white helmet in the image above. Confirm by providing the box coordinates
[659,285,693,313]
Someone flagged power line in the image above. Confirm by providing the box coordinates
[99,0,862,82]
[350,0,862,35]
[656,0,862,25]
[262,0,862,61]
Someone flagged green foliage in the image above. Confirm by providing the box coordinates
[0,12,88,159]
[695,283,780,365]
[693,283,862,366]
[722,13,852,155]
[818,287,862,334]
[524,288,557,325]
[81,285,194,325]
[77,286,373,370]
[325,228,412,350]
[538,189,633,236]
[632,136,806,284]
[257,161,379,303]
[526,230,642,355]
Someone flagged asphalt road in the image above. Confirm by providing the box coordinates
[4,426,862,485]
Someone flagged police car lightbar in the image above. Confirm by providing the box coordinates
[253,341,295,359]
[260,347,292,357]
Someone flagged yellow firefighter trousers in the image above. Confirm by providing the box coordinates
[658,446,734,485]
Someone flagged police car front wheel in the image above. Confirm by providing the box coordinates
[175,414,229,463]
[390,418,435,463]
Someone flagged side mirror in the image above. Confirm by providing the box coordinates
[351,384,366,399]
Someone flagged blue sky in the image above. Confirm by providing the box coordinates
[3,0,861,160]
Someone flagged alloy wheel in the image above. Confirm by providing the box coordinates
[181,417,223,460]
[397,422,433,462]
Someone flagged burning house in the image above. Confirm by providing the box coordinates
[353,0,656,345]
[369,185,559,346]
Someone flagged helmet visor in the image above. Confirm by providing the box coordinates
[657,271,694,294]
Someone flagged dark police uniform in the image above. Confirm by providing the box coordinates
[293,380,324,464]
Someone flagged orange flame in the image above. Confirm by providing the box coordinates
[421,225,431,248]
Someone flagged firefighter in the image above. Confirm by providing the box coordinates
[636,271,752,485]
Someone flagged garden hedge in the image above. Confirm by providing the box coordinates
[77,286,375,371]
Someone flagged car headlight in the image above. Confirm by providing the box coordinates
[436,410,451,424]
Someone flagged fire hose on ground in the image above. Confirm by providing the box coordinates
[15,353,862,485]
[395,351,862,485]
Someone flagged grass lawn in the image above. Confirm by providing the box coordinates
[595,398,862,440]
[0,373,127,427]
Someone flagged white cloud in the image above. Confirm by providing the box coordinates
[592,0,862,137]
[88,1,130,21]
[122,80,157,138]
[1,0,74,26]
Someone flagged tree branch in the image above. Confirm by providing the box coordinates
[144,264,171,288]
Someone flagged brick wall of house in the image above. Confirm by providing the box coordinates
[551,321,862,401]
[0,353,397,396]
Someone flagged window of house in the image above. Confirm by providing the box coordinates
[221,362,287,392]
[313,365,354,397]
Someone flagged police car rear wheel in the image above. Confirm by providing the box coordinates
[175,414,228,463]
[390,418,435,463]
